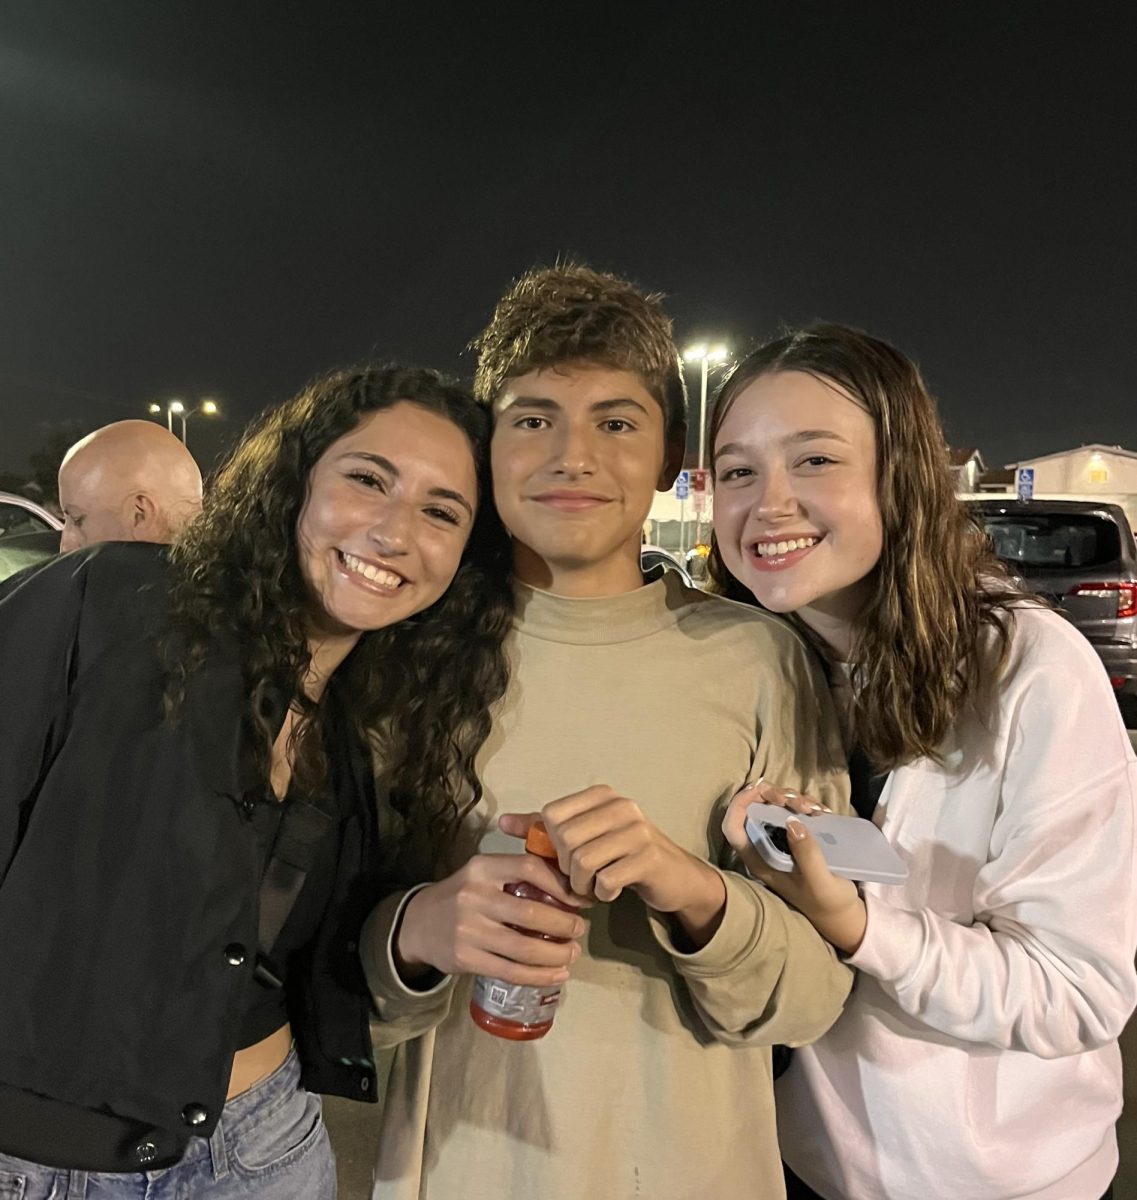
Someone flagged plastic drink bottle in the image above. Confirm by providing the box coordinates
[469,821,576,1040]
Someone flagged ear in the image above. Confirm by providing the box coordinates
[129,493,164,539]
[656,422,688,490]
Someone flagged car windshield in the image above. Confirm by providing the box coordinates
[979,513,1121,571]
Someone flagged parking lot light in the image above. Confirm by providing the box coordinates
[147,397,222,446]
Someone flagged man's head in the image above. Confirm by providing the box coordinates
[472,264,687,595]
[58,420,204,552]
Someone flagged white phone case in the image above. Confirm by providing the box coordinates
[743,802,908,885]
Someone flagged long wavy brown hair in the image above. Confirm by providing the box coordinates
[707,322,1036,769]
[164,364,513,842]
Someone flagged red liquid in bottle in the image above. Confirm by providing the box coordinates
[470,822,576,1040]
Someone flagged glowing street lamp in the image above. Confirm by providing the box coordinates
[683,343,729,473]
[148,397,220,447]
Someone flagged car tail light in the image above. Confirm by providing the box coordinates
[1109,676,1126,690]
[1067,582,1137,619]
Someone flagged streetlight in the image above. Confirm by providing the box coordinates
[682,343,730,473]
[168,400,186,439]
[681,344,729,553]
[147,397,221,447]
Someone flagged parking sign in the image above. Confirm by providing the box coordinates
[1015,467,1035,501]
[675,470,690,499]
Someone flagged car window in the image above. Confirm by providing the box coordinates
[980,513,1121,570]
[0,501,52,539]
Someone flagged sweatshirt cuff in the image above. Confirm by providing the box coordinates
[647,869,769,975]
[360,884,455,1004]
[844,891,926,983]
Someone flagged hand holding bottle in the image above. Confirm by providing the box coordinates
[395,850,588,988]
[500,784,727,948]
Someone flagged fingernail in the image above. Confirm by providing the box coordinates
[786,817,807,841]
[809,803,824,814]
[570,944,581,960]
[820,805,833,813]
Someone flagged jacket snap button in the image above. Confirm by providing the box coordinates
[182,1103,209,1127]
[135,1139,158,1164]
[224,943,246,966]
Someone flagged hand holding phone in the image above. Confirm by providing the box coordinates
[744,803,908,885]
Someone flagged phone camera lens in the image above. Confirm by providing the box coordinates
[764,824,791,855]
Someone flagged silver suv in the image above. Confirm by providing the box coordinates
[968,499,1137,727]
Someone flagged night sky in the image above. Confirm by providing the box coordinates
[1,2,1134,479]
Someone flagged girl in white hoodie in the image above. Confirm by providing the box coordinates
[712,322,1136,1200]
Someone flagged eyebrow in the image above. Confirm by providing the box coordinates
[713,429,851,464]
[341,452,474,518]
[499,395,653,417]
[787,429,851,445]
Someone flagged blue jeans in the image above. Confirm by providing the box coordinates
[0,1048,335,1199]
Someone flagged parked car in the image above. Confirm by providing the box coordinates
[0,491,62,583]
[967,498,1137,726]
[641,544,695,588]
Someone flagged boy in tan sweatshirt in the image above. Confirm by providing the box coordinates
[362,265,851,1200]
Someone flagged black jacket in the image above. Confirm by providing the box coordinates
[0,543,380,1167]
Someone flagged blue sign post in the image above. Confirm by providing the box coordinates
[675,470,690,499]
[1015,467,1035,501]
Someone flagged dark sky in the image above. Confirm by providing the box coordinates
[1,1,1134,478]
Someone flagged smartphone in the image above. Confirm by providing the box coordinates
[744,803,908,885]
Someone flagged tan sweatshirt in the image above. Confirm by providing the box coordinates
[362,572,852,1200]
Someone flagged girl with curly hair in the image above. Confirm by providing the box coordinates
[0,364,517,1197]
[713,324,1136,1200]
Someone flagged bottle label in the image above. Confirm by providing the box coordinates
[471,975,562,1026]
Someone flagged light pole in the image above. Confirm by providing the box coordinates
[147,398,220,448]
[682,344,729,549]
[683,343,730,473]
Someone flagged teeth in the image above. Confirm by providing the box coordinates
[341,551,404,587]
[754,536,819,558]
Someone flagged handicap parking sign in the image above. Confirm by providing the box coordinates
[1015,467,1034,500]
[675,470,690,499]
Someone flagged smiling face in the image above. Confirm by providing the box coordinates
[296,402,478,649]
[490,363,682,596]
[712,369,883,657]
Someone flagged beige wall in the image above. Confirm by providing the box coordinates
[1020,449,1137,494]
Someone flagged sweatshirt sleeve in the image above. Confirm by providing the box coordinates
[848,615,1137,1058]
[751,624,852,815]
[359,885,457,1048]
[0,553,86,874]
[649,872,853,1046]
[648,620,854,1045]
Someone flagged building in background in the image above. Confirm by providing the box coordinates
[1006,444,1137,495]
[975,444,1137,529]
[949,447,986,493]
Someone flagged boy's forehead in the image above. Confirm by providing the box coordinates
[492,362,662,417]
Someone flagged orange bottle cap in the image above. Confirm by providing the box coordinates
[525,821,558,859]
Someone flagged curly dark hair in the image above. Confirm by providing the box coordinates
[707,323,1037,770]
[470,262,688,439]
[164,364,513,842]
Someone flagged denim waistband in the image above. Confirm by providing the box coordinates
[172,1045,302,1169]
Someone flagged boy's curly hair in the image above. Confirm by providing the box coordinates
[470,262,687,436]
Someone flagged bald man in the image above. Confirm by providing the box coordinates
[58,420,203,552]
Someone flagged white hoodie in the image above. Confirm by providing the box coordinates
[778,604,1137,1199]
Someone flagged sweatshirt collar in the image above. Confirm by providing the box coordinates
[512,568,693,645]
